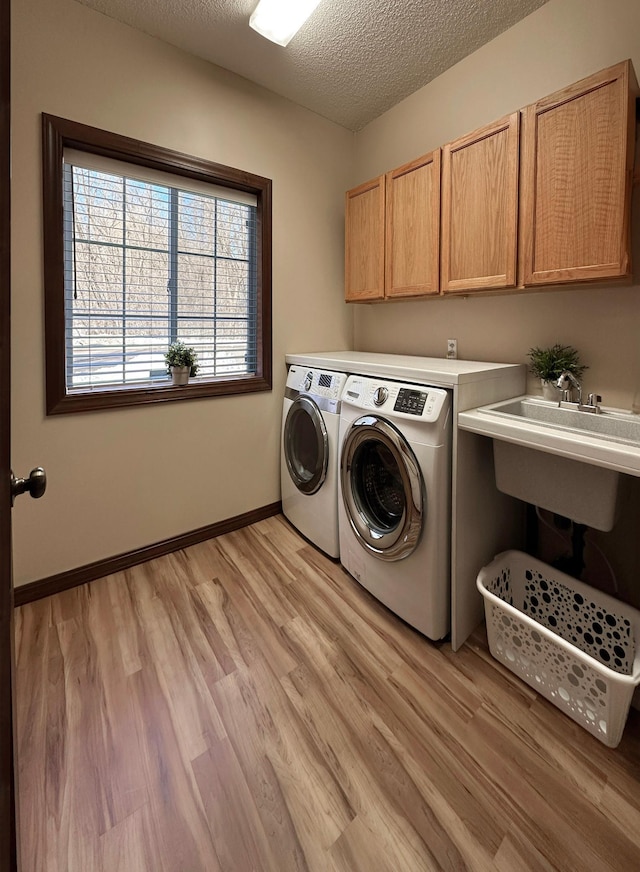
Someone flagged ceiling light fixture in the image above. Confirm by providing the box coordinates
[249,0,322,47]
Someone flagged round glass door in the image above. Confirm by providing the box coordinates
[284,397,329,495]
[341,416,424,561]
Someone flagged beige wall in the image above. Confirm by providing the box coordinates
[11,0,353,585]
[352,0,640,410]
[12,0,640,588]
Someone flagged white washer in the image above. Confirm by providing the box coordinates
[281,365,348,558]
[338,374,452,640]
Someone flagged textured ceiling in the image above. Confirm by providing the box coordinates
[74,0,549,131]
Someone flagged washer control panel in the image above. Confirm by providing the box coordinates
[394,388,427,415]
[373,386,389,406]
[342,376,449,423]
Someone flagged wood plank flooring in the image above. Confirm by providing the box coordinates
[14,515,640,871]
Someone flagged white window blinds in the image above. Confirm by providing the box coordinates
[62,150,259,390]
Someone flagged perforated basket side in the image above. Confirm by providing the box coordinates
[478,552,640,748]
[481,551,640,676]
[483,596,633,746]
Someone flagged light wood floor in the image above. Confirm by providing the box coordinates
[15,515,640,871]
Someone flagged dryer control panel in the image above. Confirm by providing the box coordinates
[286,366,348,412]
[342,376,449,423]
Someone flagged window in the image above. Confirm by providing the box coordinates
[43,114,272,413]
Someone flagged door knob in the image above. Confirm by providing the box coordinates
[11,467,47,506]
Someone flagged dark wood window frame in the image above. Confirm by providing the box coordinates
[42,114,272,414]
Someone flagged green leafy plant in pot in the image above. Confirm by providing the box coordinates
[528,343,587,400]
[165,341,199,386]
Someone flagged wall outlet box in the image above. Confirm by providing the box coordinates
[447,339,457,359]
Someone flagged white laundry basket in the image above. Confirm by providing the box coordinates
[477,550,640,748]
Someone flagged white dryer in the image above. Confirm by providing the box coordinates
[338,375,452,640]
[281,365,348,558]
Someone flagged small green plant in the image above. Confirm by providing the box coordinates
[527,344,587,382]
[164,341,199,377]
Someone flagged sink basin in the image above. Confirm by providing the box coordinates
[458,396,640,478]
[458,395,640,529]
[484,397,640,446]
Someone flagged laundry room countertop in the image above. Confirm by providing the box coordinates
[285,350,525,392]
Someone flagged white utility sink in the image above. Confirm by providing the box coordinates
[459,396,640,478]
[458,396,640,530]
[481,396,640,443]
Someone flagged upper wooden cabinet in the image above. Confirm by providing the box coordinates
[385,151,440,299]
[345,176,385,302]
[344,59,637,302]
[345,150,440,302]
[521,60,638,287]
[441,113,520,294]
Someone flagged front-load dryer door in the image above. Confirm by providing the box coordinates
[341,415,424,561]
[284,396,329,495]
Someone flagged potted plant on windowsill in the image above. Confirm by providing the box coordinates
[165,341,199,386]
[528,344,587,400]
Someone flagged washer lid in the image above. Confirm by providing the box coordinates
[341,415,424,561]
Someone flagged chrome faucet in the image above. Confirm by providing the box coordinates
[555,371,601,413]
[556,371,582,404]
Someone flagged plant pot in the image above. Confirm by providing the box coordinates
[541,379,559,401]
[170,365,190,386]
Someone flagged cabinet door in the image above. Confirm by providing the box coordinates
[521,60,637,287]
[441,113,519,294]
[345,176,385,302]
[385,150,440,298]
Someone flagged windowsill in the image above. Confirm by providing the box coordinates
[47,373,272,415]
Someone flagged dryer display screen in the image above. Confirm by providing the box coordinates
[394,389,427,415]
